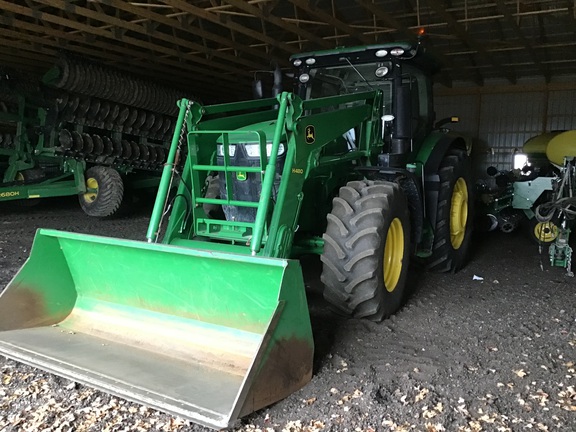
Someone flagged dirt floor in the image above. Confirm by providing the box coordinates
[0,197,575,432]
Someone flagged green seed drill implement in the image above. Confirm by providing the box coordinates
[0,41,474,429]
[0,56,191,216]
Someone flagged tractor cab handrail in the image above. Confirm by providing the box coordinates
[188,129,268,210]
[154,94,291,253]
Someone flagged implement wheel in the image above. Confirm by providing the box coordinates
[321,180,411,321]
[528,218,559,244]
[428,148,473,272]
[13,169,45,208]
[79,166,124,217]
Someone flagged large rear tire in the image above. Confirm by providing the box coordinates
[321,180,411,321]
[428,148,474,272]
[79,166,124,217]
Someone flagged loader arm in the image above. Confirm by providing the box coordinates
[161,91,383,259]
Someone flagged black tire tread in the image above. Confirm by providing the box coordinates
[428,148,473,273]
[321,180,410,321]
[79,166,123,217]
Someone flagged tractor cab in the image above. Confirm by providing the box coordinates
[290,42,437,167]
[215,43,440,223]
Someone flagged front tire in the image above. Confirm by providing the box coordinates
[79,166,124,217]
[321,180,411,321]
[428,148,474,272]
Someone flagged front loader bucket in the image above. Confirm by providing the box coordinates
[0,229,313,430]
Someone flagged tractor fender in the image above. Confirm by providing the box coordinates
[416,131,469,229]
[397,172,425,250]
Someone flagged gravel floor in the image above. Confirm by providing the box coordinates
[1,197,575,432]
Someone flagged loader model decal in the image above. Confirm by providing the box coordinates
[305,125,315,144]
[0,191,20,198]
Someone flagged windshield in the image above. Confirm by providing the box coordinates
[304,62,393,114]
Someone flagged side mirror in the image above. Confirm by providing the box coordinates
[252,79,263,99]
[272,64,283,97]
[381,115,395,139]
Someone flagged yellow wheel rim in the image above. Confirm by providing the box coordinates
[383,217,404,292]
[83,177,98,203]
[450,177,468,249]
[16,172,25,182]
[534,221,558,242]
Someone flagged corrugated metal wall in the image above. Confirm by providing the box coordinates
[434,86,576,179]
[547,90,576,131]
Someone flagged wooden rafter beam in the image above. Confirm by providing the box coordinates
[0,0,249,90]
[30,0,259,75]
[2,0,576,93]
[0,25,232,89]
[160,0,299,55]
[426,0,517,84]
[0,11,250,100]
[494,0,550,82]
[354,0,416,42]
[101,0,279,65]
[0,30,246,103]
[221,0,333,50]
[467,56,485,87]
[288,0,374,45]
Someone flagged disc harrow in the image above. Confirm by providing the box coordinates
[0,59,192,215]
[56,129,167,170]
[52,93,174,141]
[45,56,186,116]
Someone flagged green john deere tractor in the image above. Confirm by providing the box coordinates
[0,41,473,429]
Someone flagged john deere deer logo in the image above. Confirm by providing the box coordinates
[305,125,315,144]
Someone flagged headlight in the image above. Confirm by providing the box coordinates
[375,66,389,77]
[293,59,302,67]
[244,143,285,158]
[299,73,310,83]
[216,144,236,157]
[390,47,405,56]
[375,49,388,57]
